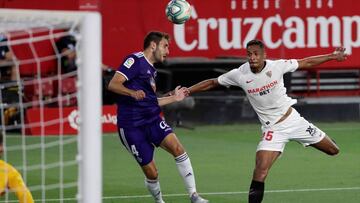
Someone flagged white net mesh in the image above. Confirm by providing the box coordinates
[0,9,102,203]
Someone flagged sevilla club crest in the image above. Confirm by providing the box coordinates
[266,71,272,78]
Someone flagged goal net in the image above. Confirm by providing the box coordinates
[0,9,102,203]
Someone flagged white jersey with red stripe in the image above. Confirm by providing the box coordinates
[218,59,299,127]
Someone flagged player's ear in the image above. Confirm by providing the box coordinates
[150,41,157,51]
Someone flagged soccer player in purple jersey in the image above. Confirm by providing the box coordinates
[108,31,208,203]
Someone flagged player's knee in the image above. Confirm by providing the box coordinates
[170,144,185,157]
[328,146,339,156]
[327,139,340,156]
[143,166,159,179]
[145,170,159,180]
[174,145,185,156]
[330,139,340,155]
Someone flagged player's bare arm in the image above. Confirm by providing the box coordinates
[188,78,220,94]
[108,72,146,100]
[297,47,348,69]
[158,86,188,106]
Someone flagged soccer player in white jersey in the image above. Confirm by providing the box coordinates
[186,39,347,203]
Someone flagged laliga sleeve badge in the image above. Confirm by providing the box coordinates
[124,57,135,68]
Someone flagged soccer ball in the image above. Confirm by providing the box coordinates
[165,0,192,24]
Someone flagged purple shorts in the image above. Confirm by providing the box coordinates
[118,117,173,166]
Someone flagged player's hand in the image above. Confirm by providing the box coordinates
[184,87,190,96]
[332,47,348,62]
[131,90,146,100]
[173,86,188,101]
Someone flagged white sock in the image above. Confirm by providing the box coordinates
[175,152,197,196]
[145,178,164,203]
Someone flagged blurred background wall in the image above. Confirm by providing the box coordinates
[1,0,359,127]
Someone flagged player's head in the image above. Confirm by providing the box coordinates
[246,39,266,72]
[143,31,170,63]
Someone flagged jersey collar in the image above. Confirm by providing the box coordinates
[142,52,154,67]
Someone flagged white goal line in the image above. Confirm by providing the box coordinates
[1,186,357,202]
[0,187,360,202]
[110,186,360,199]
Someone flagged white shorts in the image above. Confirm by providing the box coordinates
[256,108,326,152]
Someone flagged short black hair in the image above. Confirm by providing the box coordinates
[143,31,170,50]
[246,39,265,50]
[0,131,3,145]
[56,35,76,52]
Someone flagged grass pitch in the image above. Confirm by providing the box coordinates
[107,122,360,203]
[2,122,360,202]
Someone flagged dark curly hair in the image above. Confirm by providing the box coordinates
[246,39,265,50]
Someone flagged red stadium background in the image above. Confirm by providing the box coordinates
[1,0,359,68]
[1,0,359,134]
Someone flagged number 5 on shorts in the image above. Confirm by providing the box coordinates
[262,131,274,141]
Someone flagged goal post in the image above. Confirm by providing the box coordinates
[0,9,102,203]
[78,11,102,203]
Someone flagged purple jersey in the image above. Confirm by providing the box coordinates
[116,52,161,127]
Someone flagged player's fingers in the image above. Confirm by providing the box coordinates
[184,87,190,94]
[179,87,187,92]
[177,93,186,100]
[136,90,146,100]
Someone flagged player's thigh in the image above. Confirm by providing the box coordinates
[118,127,155,166]
[148,117,185,156]
[160,133,185,157]
[148,117,174,146]
[255,150,281,170]
[310,135,339,155]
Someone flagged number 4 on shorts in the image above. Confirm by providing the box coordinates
[131,145,139,156]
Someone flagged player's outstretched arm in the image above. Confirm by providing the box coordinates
[158,86,188,106]
[8,166,34,203]
[297,47,348,69]
[108,72,146,100]
[188,78,219,95]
